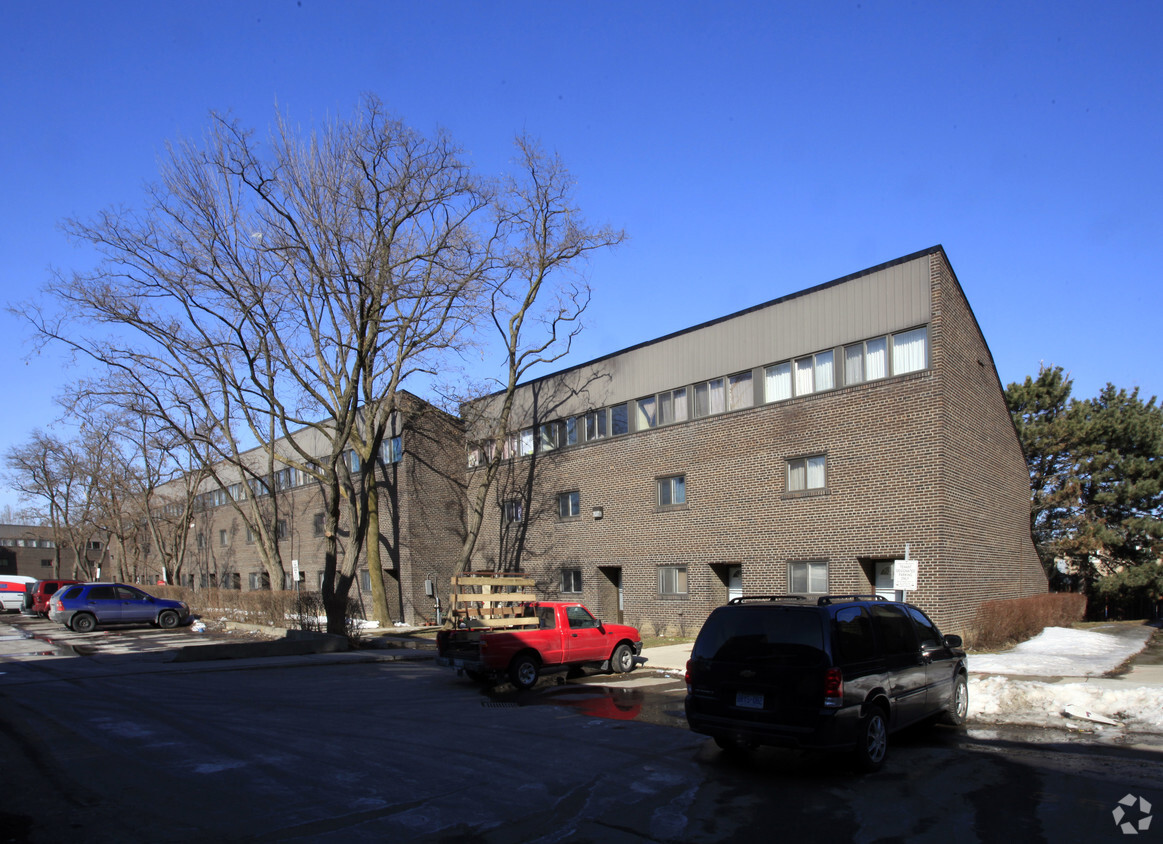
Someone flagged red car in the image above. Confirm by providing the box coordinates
[437,601,642,689]
[26,579,81,616]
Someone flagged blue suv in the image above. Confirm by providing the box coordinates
[49,583,191,633]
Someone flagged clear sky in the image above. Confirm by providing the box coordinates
[2,1,1160,513]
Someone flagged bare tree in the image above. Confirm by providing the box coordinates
[19,96,494,634]
[455,137,625,573]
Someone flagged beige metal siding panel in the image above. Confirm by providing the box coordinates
[496,252,934,426]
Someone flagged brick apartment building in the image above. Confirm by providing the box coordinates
[0,524,103,580]
[10,246,1043,635]
[148,393,466,625]
[463,246,1046,634]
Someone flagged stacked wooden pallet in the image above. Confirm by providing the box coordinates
[448,572,539,628]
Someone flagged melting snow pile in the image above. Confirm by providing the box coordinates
[967,626,1163,731]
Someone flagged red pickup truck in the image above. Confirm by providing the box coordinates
[436,601,642,689]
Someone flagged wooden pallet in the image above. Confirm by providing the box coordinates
[449,573,539,628]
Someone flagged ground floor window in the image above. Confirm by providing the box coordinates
[789,560,828,594]
[561,568,582,593]
[557,491,580,519]
[659,564,688,597]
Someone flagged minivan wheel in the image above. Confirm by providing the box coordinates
[940,674,969,726]
[71,613,97,634]
[853,706,889,772]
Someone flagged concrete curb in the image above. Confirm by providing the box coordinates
[172,629,350,662]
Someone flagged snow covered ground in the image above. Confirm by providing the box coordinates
[968,625,1163,733]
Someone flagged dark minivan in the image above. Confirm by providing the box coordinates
[684,595,967,771]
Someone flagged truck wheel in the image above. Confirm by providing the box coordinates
[509,654,540,689]
[609,643,635,674]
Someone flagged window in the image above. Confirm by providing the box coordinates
[276,519,288,541]
[360,570,372,591]
[89,540,102,550]
[787,455,826,492]
[639,388,688,429]
[789,560,828,593]
[728,371,754,410]
[659,387,687,424]
[466,446,481,468]
[657,475,686,507]
[564,417,579,447]
[561,568,582,593]
[345,451,361,473]
[636,395,657,429]
[557,491,580,519]
[502,433,520,460]
[610,403,629,436]
[844,336,887,385]
[892,327,928,375]
[585,409,607,441]
[245,527,255,545]
[538,423,558,452]
[793,350,834,396]
[313,513,325,537]
[566,605,600,628]
[519,428,534,457]
[385,436,403,464]
[196,533,204,549]
[659,565,688,597]
[40,558,52,568]
[504,500,524,523]
[248,572,269,590]
[693,378,725,417]
[219,529,228,547]
[764,362,792,402]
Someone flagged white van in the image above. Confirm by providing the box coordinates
[0,575,38,611]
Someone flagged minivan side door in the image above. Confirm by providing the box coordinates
[869,604,928,727]
[906,605,958,713]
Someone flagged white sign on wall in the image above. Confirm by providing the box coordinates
[893,559,918,592]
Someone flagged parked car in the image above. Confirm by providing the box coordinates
[437,601,642,689]
[684,594,968,771]
[48,583,191,633]
[23,579,81,616]
[0,575,38,612]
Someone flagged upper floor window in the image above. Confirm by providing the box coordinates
[313,513,325,537]
[658,475,686,508]
[219,529,228,547]
[519,428,535,457]
[693,378,725,418]
[787,455,826,492]
[564,417,579,447]
[384,436,403,464]
[728,371,754,410]
[611,403,629,436]
[845,337,888,385]
[276,519,289,541]
[892,327,928,375]
[539,424,558,452]
[764,361,792,402]
[585,409,608,441]
[794,350,834,396]
[638,388,688,429]
[636,395,657,429]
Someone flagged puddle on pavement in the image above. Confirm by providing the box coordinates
[483,678,688,728]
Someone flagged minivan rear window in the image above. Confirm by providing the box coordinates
[692,607,824,663]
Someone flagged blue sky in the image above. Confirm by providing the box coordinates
[2,1,1160,513]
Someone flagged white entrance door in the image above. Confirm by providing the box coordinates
[727,566,743,602]
[874,561,903,602]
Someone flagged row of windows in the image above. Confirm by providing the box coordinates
[511,453,827,525]
[0,538,56,548]
[471,327,927,467]
[191,437,404,512]
[559,560,830,598]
